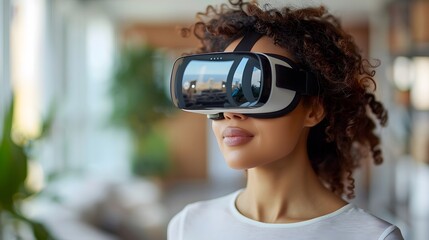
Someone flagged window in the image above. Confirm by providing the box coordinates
[0,0,12,134]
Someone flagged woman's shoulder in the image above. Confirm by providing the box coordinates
[330,205,404,240]
[169,190,239,222]
[167,190,240,239]
[338,205,394,225]
[177,189,240,218]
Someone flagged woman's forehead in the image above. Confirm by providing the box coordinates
[224,36,296,61]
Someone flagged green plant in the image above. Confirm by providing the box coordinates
[132,129,170,177]
[110,45,173,177]
[0,98,54,240]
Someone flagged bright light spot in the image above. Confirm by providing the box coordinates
[25,160,45,193]
[86,18,114,82]
[411,57,429,110]
[393,56,415,91]
[10,0,44,141]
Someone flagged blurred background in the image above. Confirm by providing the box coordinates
[0,0,428,239]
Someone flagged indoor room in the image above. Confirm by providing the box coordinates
[1,0,428,239]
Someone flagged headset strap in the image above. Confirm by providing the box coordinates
[233,31,263,51]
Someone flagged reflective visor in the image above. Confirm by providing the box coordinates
[171,52,271,111]
[170,52,319,117]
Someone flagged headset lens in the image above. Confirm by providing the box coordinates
[171,53,267,110]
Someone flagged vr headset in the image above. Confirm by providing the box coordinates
[169,32,320,120]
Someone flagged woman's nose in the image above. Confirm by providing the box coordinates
[223,112,248,120]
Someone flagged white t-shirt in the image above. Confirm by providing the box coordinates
[168,190,404,240]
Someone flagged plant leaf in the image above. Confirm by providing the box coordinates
[0,98,28,209]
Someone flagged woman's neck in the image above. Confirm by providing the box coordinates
[236,157,347,223]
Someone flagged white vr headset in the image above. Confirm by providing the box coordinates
[169,32,320,120]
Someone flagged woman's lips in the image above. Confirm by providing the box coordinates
[222,127,254,146]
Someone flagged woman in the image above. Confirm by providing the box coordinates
[168,1,404,239]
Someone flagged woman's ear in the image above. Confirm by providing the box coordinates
[304,98,325,127]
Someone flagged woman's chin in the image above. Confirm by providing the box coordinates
[224,158,255,170]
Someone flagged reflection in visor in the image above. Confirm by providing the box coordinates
[181,57,262,109]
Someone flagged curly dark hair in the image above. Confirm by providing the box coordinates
[181,0,388,199]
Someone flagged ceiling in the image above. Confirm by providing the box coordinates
[86,0,389,24]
